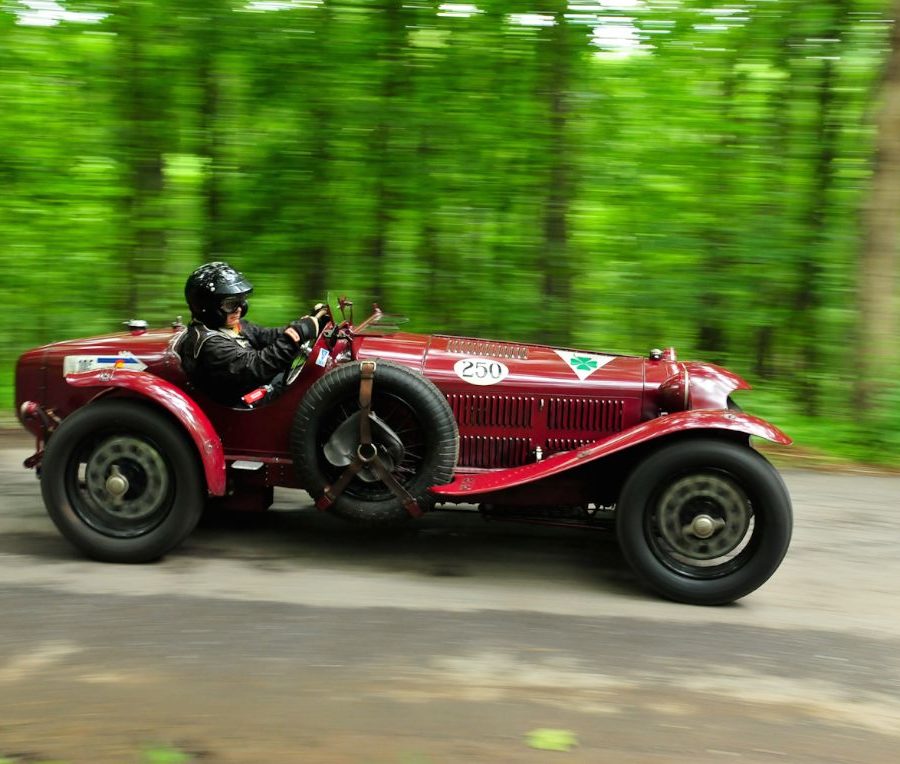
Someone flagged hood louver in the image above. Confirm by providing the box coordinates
[445,338,528,360]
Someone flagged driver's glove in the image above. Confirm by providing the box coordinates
[286,316,319,342]
[311,303,331,327]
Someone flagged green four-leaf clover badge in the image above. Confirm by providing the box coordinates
[553,349,614,380]
[570,356,598,372]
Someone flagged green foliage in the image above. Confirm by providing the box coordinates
[141,746,192,764]
[0,0,897,462]
[525,727,579,752]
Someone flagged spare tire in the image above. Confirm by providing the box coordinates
[291,360,459,524]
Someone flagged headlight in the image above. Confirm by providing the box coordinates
[658,366,692,413]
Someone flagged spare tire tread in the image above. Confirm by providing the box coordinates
[291,360,459,525]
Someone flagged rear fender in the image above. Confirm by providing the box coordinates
[432,410,790,499]
[65,369,226,496]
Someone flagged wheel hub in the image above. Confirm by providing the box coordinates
[656,473,751,561]
[84,436,170,520]
[105,464,130,500]
[688,513,725,539]
[324,411,405,483]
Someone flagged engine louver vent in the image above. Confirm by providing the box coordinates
[447,394,533,428]
[459,436,531,468]
[546,398,625,433]
[445,338,528,360]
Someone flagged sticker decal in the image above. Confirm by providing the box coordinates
[315,348,330,367]
[63,352,147,375]
[553,350,615,381]
[454,357,510,386]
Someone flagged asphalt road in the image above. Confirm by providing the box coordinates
[1,432,899,763]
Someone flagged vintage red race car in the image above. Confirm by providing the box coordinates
[15,296,792,605]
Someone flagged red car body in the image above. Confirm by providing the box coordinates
[14,304,793,605]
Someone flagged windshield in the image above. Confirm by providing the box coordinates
[325,291,408,334]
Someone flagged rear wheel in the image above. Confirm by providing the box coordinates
[616,438,792,605]
[41,400,205,563]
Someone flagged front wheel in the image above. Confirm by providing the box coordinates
[41,400,205,563]
[616,438,792,605]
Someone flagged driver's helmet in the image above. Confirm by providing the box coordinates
[184,261,254,329]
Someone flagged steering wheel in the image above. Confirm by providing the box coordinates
[285,343,312,386]
[284,299,339,386]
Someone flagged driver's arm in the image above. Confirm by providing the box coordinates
[199,332,301,393]
[240,317,314,349]
[243,309,326,350]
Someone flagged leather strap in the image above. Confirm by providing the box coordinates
[370,455,422,518]
[358,360,376,445]
[317,361,377,511]
[316,457,364,511]
[316,360,422,518]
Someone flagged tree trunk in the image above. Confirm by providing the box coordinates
[116,0,168,317]
[752,27,794,382]
[367,0,406,306]
[697,61,740,363]
[295,2,334,305]
[855,3,900,413]
[198,3,223,261]
[539,8,575,347]
[417,131,442,318]
[298,111,331,305]
[792,9,845,416]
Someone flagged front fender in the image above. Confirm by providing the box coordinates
[432,410,790,499]
[65,370,226,496]
[685,362,751,409]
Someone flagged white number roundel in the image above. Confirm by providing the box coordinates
[453,357,510,386]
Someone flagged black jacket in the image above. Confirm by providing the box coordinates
[178,318,316,405]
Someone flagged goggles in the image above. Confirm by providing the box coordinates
[220,295,248,313]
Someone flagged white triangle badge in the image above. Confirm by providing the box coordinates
[553,350,616,381]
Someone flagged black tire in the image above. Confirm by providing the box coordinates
[291,360,459,524]
[41,399,205,563]
[616,438,792,605]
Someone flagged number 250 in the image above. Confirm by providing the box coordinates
[461,360,503,379]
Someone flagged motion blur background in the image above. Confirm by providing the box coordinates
[1,0,898,463]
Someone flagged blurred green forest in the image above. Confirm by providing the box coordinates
[1,0,898,463]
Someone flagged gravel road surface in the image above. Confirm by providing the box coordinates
[1,432,898,763]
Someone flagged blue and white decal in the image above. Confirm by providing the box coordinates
[453,357,510,386]
[553,350,615,381]
[63,352,147,375]
[315,348,330,367]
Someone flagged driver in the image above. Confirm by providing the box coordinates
[178,261,329,406]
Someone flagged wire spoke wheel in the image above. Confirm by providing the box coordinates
[318,391,426,503]
[292,361,459,525]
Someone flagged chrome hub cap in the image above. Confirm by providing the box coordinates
[85,436,170,521]
[656,473,751,561]
[689,513,724,539]
[105,464,130,500]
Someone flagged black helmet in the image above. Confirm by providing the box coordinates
[184,261,254,328]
